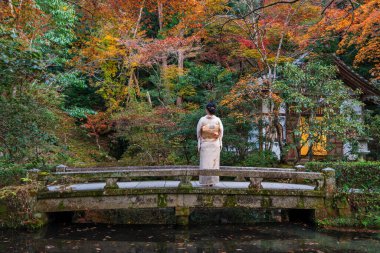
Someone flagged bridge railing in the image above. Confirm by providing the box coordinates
[29,166,336,196]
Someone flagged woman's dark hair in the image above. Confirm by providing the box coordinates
[206,102,216,115]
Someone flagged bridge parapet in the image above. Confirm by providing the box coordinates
[28,166,338,225]
[29,166,335,195]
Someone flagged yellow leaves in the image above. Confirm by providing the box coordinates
[81,34,125,68]
[101,61,118,78]
[271,93,283,104]
[239,49,262,59]
[205,0,229,15]
[163,65,181,91]
[267,56,294,64]
[178,85,196,97]
[130,61,140,68]
[183,102,199,111]
[98,35,123,56]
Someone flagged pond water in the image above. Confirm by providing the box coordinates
[1,223,379,253]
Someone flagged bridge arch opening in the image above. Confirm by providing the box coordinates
[48,212,75,223]
[287,209,315,224]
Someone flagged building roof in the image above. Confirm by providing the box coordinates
[333,55,380,102]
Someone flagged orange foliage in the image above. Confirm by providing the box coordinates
[308,0,380,79]
[0,0,50,45]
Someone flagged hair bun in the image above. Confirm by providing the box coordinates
[206,102,217,114]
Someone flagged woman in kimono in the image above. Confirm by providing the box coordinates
[196,102,224,186]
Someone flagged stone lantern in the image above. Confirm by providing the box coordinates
[357,137,371,161]
[56,164,68,172]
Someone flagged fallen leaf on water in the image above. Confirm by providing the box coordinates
[305,242,319,245]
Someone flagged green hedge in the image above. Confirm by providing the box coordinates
[305,162,380,192]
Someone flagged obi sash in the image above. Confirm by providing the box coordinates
[201,123,220,140]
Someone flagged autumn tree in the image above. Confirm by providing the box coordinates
[307,0,380,80]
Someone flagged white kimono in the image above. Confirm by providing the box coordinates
[196,115,224,185]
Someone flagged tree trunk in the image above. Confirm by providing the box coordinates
[146,91,152,106]
[133,0,146,38]
[157,1,163,31]
[8,0,15,17]
[178,49,184,74]
[176,96,183,106]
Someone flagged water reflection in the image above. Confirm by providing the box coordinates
[1,223,379,253]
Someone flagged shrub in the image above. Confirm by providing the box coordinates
[241,151,279,167]
[0,162,28,188]
[305,161,380,192]
[0,184,46,229]
[64,106,96,120]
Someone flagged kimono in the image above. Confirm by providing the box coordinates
[196,115,224,185]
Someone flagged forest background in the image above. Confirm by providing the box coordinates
[1,0,379,169]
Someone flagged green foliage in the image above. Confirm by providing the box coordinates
[242,151,279,167]
[275,62,366,162]
[110,102,177,165]
[177,63,236,104]
[166,109,203,165]
[64,106,96,120]
[0,94,58,164]
[0,163,27,188]
[59,72,104,113]
[318,193,380,228]
[365,106,380,160]
[0,184,46,229]
[305,162,380,192]
[0,32,43,95]
[35,0,77,47]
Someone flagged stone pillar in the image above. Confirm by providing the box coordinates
[322,168,336,197]
[27,168,48,191]
[56,164,68,172]
[336,196,352,217]
[294,164,305,171]
[293,165,305,184]
[27,168,40,181]
[175,207,190,226]
[249,177,263,190]
[315,168,338,224]
[178,176,192,189]
[104,178,119,189]
[234,176,245,182]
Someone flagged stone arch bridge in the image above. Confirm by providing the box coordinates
[30,165,339,225]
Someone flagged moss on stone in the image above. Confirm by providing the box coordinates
[261,197,272,208]
[0,184,48,229]
[224,195,237,207]
[297,197,305,208]
[57,200,65,210]
[158,194,167,208]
